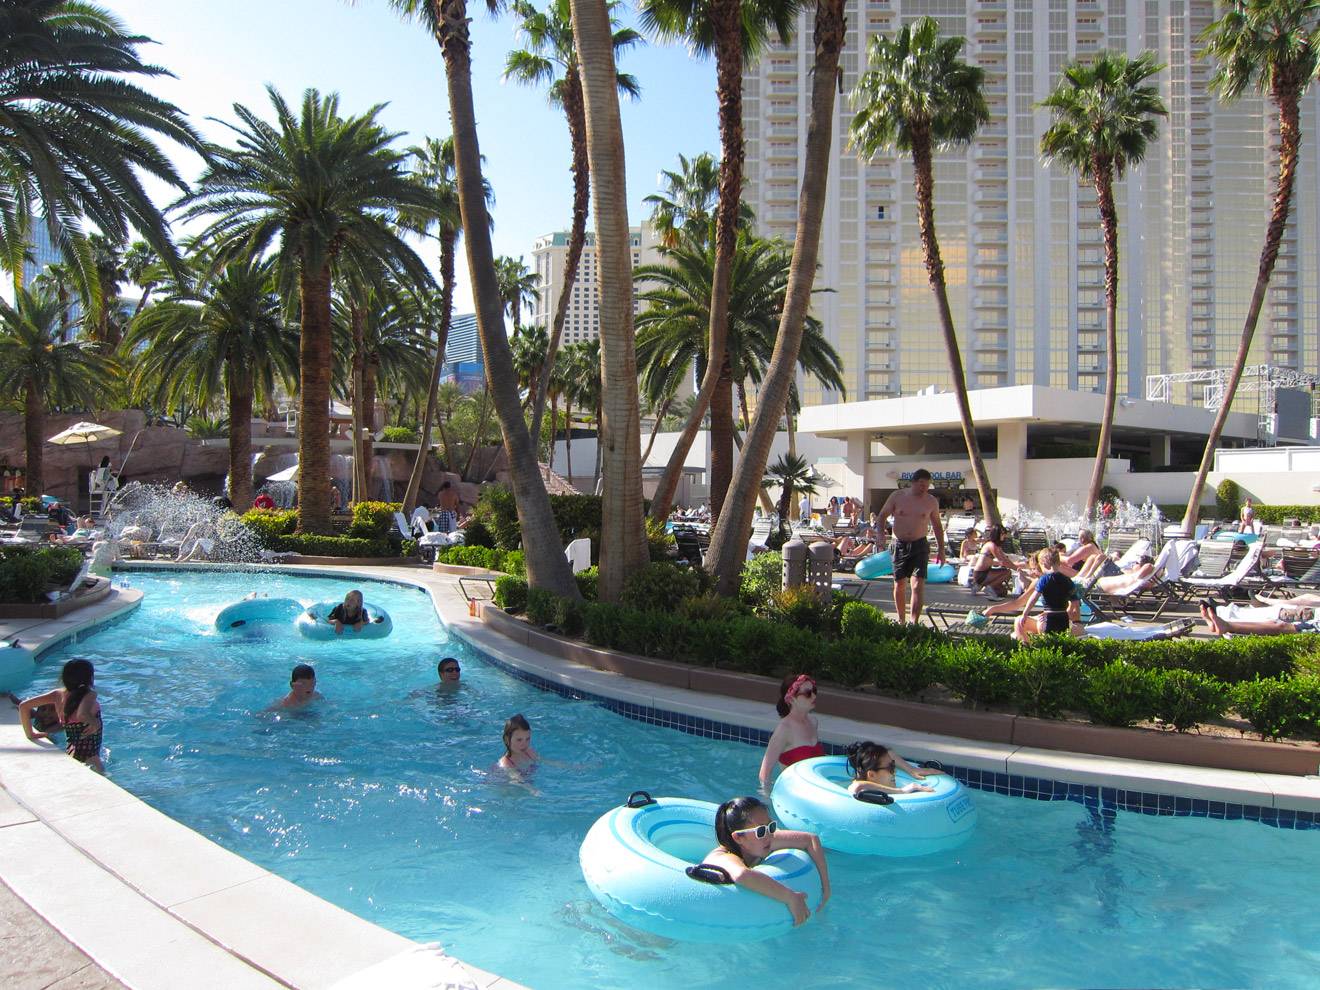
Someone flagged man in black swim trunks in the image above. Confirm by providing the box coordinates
[876,468,947,624]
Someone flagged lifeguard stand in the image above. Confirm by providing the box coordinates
[88,467,117,517]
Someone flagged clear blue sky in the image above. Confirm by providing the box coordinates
[110,0,719,315]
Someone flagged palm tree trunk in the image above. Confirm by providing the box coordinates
[531,67,589,446]
[571,0,649,599]
[404,228,457,513]
[706,0,845,591]
[1087,154,1119,522]
[23,380,43,498]
[647,0,744,521]
[434,0,578,597]
[462,382,491,479]
[297,264,334,534]
[912,126,998,528]
[227,361,254,511]
[363,350,379,499]
[640,393,672,465]
[350,305,368,503]
[709,357,734,521]
[1184,79,1302,533]
[565,397,574,482]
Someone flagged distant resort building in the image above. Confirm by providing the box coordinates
[742,0,1320,413]
[441,312,484,394]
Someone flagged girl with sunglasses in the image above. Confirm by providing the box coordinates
[758,674,825,789]
[703,796,831,927]
[844,741,938,796]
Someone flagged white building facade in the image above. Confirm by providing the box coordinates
[742,0,1320,411]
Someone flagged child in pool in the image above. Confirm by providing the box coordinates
[18,658,104,773]
[758,674,823,788]
[324,590,370,634]
[273,664,321,709]
[844,741,937,796]
[498,713,539,769]
[701,796,831,928]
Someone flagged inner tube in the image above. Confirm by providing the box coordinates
[295,601,393,640]
[854,550,893,578]
[0,641,34,693]
[214,597,305,633]
[580,794,823,942]
[772,756,978,856]
[926,562,957,583]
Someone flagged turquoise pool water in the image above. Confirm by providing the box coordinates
[37,571,1320,990]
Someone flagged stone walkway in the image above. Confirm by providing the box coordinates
[1,879,126,990]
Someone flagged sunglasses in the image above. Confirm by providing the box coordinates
[881,761,897,773]
[732,820,778,840]
[794,687,816,698]
[440,666,461,674]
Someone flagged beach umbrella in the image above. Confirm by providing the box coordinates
[47,422,122,446]
[267,464,299,482]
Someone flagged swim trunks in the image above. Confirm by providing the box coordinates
[1294,619,1319,634]
[1040,610,1072,634]
[435,509,458,534]
[892,538,930,581]
[779,742,826,767]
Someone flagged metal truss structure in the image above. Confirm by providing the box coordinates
[1145,365,1320,444]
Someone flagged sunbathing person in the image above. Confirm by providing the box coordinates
[1074,551,1158,594]
[1200,602,1316,637]
[958,529,980,561]
[1058,529,1103,577]
[981,548,1084,642]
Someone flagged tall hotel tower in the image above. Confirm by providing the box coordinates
[741,0,1320,408]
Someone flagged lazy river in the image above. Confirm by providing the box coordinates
[32,570,1320,990]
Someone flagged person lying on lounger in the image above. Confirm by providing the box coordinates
[1200,602,1318,637]
[1074,551,1158,595]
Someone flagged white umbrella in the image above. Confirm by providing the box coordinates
[47,421,122,446]
[267,464,299,482]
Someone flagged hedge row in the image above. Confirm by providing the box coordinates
[472,490,671,564]
[0,545,85,603]
[492,578,1320,740]
[434,545,527,575]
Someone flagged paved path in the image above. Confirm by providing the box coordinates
[1,879,127,990]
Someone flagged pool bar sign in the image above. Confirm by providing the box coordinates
[899,470,964,489]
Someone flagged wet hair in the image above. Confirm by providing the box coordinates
[911,468,932,482]
[503,713,531,757]
[775,673,815,718]
[1038,547,1060,570]
[60,659,95,722]
[714,796,769,863]
[982,525,1004,545]
[291,664,315,683]
[1078,529,1097,546]
[438,657,460,675]
[845,741,892,780]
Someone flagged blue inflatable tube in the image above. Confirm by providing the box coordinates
[772,756,977,856]
[854,550,892,578]
[295,601,393,640]
[215,597,305,633]
[0,641,34,693]
[580,794,823,942]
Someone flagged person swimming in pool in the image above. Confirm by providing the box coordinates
[759,674,824,789]
[273,664,321,709]
[436,657,462,692]
[319,590,383,635]
[844,741,937,796]
[699,796,831,928]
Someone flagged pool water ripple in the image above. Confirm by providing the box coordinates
[32,571,1320,990]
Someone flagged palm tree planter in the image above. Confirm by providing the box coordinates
[848,16,1000,529]
[1039,51,1166,523]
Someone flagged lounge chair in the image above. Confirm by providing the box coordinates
[1083,618,1196,641]
[672,525,703,568]
[1014,528,1050,556]
[1082,539,1195,621]
[1178,540,1268,606]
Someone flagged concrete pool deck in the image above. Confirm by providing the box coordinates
[2,561,1319,989]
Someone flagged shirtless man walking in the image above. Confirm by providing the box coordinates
[876,469,947,624]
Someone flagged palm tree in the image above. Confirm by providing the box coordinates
[0,0,201,297]
[0,286,115,495]
[644,150,756,249]
[848,16,1000,528]
[387,0,581,599]
[1039,51,1166,522]
[122,240,163,321]
[505,0,641,447]
[762,452,817,539]
[178,86,434,535]
[511,323,550,408]
[433,380,469,473]
[495,254,540,333]
[564,338,602,488]
[400,135,489,513]
[125,255,299,510]
[1183,0,1320,532]
[639,0,804,523]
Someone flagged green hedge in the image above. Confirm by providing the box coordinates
[240,508,298,546]
[1254,505,1320,525]
[0,545,86,603]
[433,545,527,576]
[270,534,395,557]
[348,501,400,540]
[471,489,665,562]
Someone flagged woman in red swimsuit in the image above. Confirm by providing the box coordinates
[758,674,825,788]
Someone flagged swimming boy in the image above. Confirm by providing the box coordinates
[275,664,321,709]
[436,657,462,692]
[875,468,947,624]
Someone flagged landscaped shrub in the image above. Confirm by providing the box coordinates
[0,552,51,602]
[526,588,558,627]
[671,617,730,666]
[872,639,938,697]
[271,534,394,557]
[646,518,673,562]
[462,518,496,549]
[840,600,889,640]
[240,508,298,546]
[766,585,830,634]
[739,551,783,613]
[494,575,528,612]
[20,497,42,514]
[348,501,399,540]
[43,546,85,586]
[1233,675,1320,740]
[1215,479,1240,522]
[614,608,681,658]
[1079,661,1161,726]
[380,425,420,444]
[822,637,878,689]
[679,593,745,623]
[621,562,700,613]
[1123,637,1298,684]
[1157,503,1188,523]
[573,566,599,602]
[584,601,627,649]
[1009,644,1084,719]
[503,550,527,576]
[939,642,1015,709]
[1155,669,1230,732]
[1254,505,1320,525]
[474,488,522,550]
[553,595,587,637]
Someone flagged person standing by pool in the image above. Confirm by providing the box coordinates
[19,658,104,773]
[876,468,947,624]
[274,664,321,709]
[701,796,830,928]
[759,675,823,788]
[436,482,461,534]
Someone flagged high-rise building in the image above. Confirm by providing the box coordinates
[530,225,663,345]
[742,0,1320,410]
